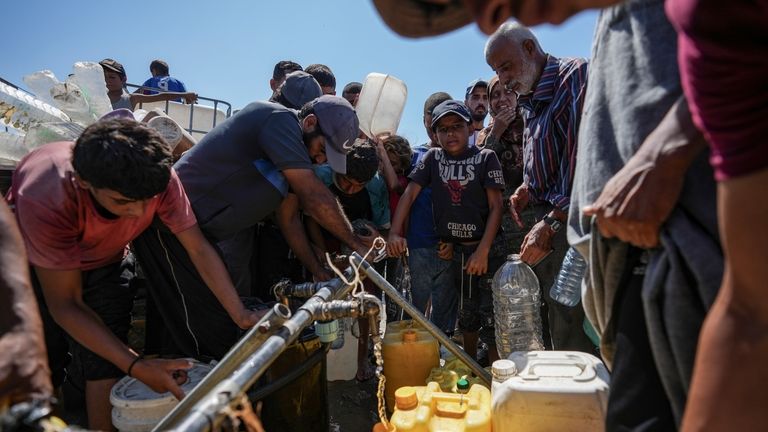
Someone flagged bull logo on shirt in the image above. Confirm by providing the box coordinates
[445,180,466,204]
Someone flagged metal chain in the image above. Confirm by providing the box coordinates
[325,236,391,428]
[372,316,388,430]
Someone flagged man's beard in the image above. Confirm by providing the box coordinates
[471,110,487,122]
[515,60,539,96]
[302,127,323,145]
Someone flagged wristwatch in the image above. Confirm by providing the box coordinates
[543,215,563,233]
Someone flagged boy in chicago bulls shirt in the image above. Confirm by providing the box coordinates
[388,100,505,363]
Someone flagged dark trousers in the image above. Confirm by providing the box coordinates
[525,204,594,352]
[131,222,240,360]
[32,257,135,387]
[605,247,675,431]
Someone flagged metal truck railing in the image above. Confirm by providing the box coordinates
[126,83,232,138]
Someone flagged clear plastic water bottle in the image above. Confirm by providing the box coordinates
[492,254,544,358]
[70,62,113,120]
[549,247,587,307]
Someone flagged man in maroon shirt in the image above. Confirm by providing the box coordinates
[7,119,260,430]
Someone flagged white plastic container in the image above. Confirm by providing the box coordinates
[110,360,214,432]
[23,70,60,107]
[69,61,113,120]
[326,318,357,381]
[135,100,228,140]
[0,131,28,162]
[23,122,84,151]
[0,81,71,131]
[355,73,407,140]
[491,351,610,432]
[49,81,95,126]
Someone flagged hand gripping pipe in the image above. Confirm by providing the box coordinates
[152,302,291,431]
[350,252,493,386]
[155,270,357,431]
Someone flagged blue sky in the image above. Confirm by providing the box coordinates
[2,0,597,146]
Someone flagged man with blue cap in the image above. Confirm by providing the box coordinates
[131,95,368,361]
[465,78,489,146]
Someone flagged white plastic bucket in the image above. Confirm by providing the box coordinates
[356,73,407,140]
[110,360,214,432]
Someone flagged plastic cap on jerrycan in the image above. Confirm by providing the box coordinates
[356,73,407,140]
[382,321,440,414]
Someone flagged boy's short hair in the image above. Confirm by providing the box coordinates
[149,59,170,76]
[424,92,452,116]
[383,135,413,173]
[72,119,173,200]
[272,60,303,81]
[305,64,337,89]
[342,82,362,95]
[344,139,379,184]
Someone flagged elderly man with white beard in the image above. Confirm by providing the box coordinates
[484,22,594,353]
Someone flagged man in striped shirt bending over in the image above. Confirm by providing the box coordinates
[485,21,594,353]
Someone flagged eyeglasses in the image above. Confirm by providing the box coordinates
[435,123,467,135]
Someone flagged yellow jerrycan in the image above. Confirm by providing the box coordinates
[389,382,492,432]
[382,320,440,413]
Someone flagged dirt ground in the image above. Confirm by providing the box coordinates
[328,377,381,432]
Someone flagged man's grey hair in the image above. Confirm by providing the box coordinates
[484,21,543,59]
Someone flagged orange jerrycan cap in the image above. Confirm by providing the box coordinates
[402,330,417,342]
[394,386,418,410]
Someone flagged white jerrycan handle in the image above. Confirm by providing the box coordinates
[521,352,597,382]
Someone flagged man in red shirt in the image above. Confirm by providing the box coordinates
[6,119,260,430]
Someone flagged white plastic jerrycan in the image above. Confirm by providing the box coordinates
[356,73,407,140]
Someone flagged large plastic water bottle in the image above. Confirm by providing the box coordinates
[70,62,113,119]
[23,70,60,107]
[549,247,587,307]
[492,254,544,359]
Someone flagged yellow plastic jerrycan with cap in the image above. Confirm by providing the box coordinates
[382,320,440,413]
[389,382,492,432]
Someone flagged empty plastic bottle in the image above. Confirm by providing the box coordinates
[492,254,544,359]
[70,62,113,120]
[549,247,587,307]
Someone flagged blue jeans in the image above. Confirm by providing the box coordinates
[408,247,457,335]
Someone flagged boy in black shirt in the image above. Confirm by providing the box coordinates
[308,140,389,380]
[388,100,505,363]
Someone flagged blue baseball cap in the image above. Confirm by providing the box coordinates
[465,78,488,98]
[311,95,360,174]
[430,100,471,130]
[281,71,322,109]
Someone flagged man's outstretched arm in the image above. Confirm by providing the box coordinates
[282,168,368,257]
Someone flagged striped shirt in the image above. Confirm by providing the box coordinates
[518,55,588,211]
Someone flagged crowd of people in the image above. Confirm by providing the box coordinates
[1,1,766,431]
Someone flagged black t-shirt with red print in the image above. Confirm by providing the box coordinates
[409,146,504,243]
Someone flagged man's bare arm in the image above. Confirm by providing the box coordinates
[282,168,367,255]
[0,201,51,404]
[174,225,262,329]
[274,193,332,281]
[583,96,707,248]
[34,266,188,399]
